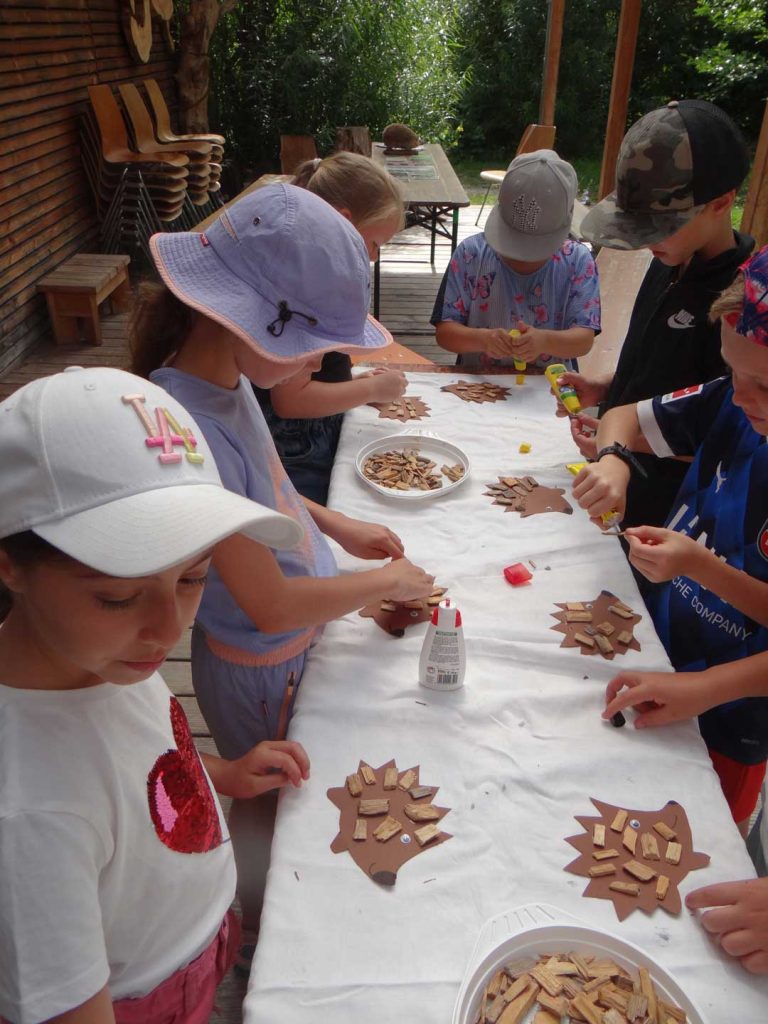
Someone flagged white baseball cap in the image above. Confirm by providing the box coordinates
[0,366,303,576]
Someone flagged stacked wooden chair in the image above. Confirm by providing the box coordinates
[118,83,216,206]
[81,82,226,259]
[83,84,189,223]
[142,78,225,195]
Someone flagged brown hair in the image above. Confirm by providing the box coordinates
[293,151,404,231]
[0,531,68,623]
[709,272,745,325]
[129,279,196,379]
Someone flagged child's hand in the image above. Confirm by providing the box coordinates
[380,558,435,602]
[554,371,607,414]
[512,320,547,362]
[625,526,707,583]
[602,670,720,728]
[484,329,517,359]
[570,413,599,459]
[218,740,310,799]
[362,368,407,403]
[330,515,405,560]
[571,459,629,526]
[687,878,768,974]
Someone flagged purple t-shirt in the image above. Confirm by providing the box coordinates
[151,367,337,661]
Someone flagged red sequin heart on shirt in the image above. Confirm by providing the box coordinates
[147,696,223,853]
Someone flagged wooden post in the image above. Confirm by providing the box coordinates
[539,0,566,125]
[335,127,372,157]
[597,0,642,200]
[280,135,318,175]
[176,0,238,134]
[741,101,768,249]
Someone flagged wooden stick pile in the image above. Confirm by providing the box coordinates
[473,952,687,1024]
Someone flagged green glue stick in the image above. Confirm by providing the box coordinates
[544,362,581,416]
[508,329,526,372]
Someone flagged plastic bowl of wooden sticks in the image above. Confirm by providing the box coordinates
[452,903,707,1024]
[355,431,470,501]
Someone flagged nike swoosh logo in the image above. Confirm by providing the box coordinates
[668,310,695,329]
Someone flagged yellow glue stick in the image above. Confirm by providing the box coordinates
[565,462,621,531]
[544,362,581,416]
[508,329,526,372]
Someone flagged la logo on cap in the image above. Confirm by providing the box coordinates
[122,393,204,466]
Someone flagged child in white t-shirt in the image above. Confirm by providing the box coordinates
[0,367,309,1024]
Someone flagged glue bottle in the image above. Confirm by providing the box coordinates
[418,599,466,691]
[508,328,526,372]
[544,362,582,416]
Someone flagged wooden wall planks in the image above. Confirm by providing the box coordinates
[0,0,177,372]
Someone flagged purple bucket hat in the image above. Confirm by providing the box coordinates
[733,245,768,347]
[150,183,392,362]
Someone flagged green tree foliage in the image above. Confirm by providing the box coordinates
[452,0,766,162]
[206,0,767,180]
[208,0,466,175]
[692,0,768,138]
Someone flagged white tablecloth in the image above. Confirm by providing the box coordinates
[244,372,768,1022]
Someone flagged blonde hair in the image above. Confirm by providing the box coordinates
[709,272,745,324]
[293,151,404,232]
[129,279,196,379]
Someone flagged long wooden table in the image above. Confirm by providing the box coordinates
[244,371,768,1023]
[371,143,470,317]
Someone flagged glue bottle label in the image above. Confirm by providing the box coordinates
[419,600,466,691]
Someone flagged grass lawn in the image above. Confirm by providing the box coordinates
[448,151,745,227]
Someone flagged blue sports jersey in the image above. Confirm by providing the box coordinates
[637,377,768,763]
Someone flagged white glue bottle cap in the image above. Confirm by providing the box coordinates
[431,598,462,628]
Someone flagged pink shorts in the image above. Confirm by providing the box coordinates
[113,909,240,1024]
[0,911,239,1024]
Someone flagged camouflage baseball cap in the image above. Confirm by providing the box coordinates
[580,100,749,250]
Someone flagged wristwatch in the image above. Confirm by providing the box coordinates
[595,443,648,479]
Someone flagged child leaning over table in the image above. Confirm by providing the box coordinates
[602,653,768,975]
[560,99,752,528]
[131,182,434,966]
[255,152,408,504]
[431,149,600,372]
[571,246,768,835]
[0,367,310,1024]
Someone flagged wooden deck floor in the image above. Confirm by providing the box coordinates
[0,205,648,1022]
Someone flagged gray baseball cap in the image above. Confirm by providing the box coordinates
[484,149,579,261]
[580,99,750,250]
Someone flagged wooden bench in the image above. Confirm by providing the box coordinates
[38,254,131,345]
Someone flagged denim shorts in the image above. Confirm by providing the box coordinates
[268,411,343,506]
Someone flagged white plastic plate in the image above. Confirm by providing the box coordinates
[452,903,707,1024]
[355,430,470,501]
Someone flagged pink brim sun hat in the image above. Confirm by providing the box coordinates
[150,183,392,363]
